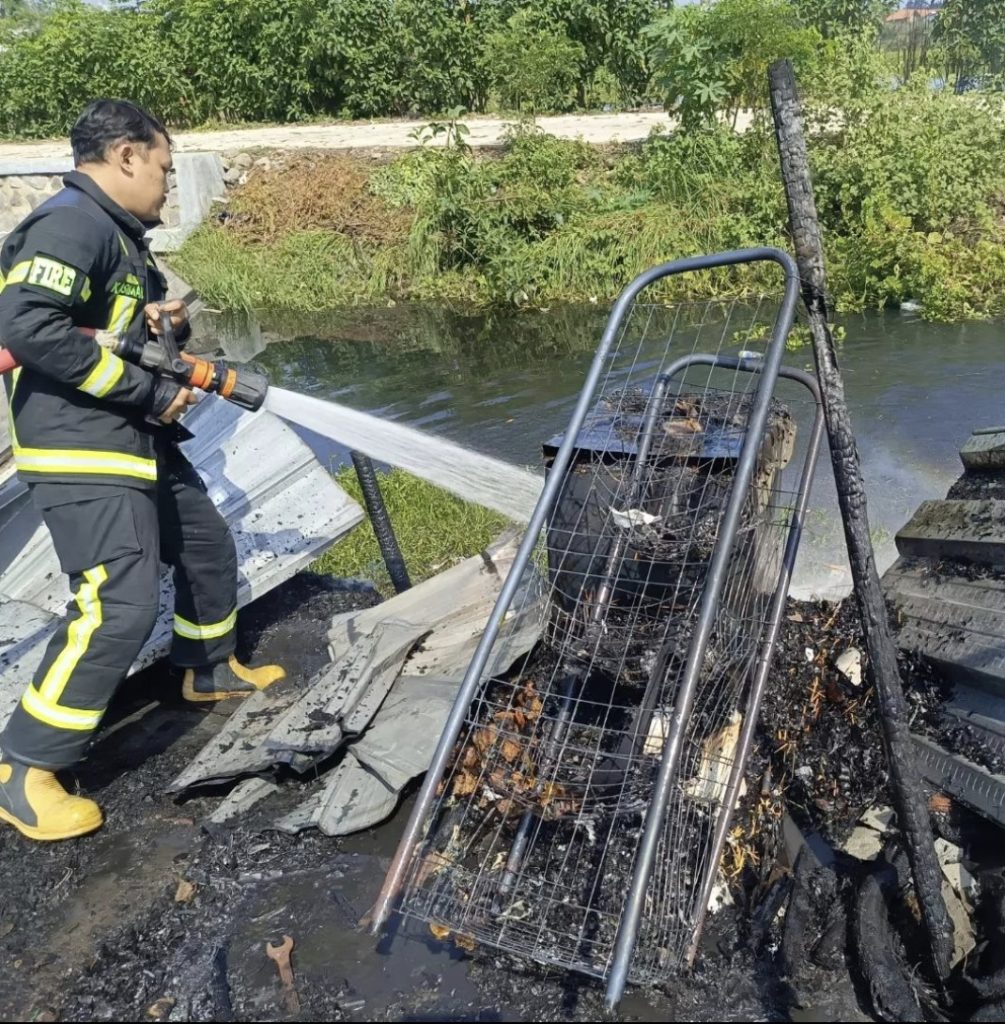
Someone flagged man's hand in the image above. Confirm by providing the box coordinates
[145,299,189,336]
[158,386,198,424]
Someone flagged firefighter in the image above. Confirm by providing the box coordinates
[0,99,286,841]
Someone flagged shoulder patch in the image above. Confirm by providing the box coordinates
[110,275,145,302]
[27,256,77,297]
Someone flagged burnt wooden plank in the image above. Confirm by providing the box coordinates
[895,499,1005,564]
[885,558,1005,695]
[961,431,1005,471]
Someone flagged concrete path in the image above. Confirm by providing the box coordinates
[0,111,679,161]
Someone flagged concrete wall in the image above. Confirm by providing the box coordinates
[0,152,225,253]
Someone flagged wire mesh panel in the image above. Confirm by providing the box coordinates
[374,249,820,1000]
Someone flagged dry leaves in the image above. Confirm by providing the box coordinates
[174,879,196,904]
[146,996,176,1020]
[500,739,523,763]
[413,850,454,889]
[451,770,479,797]
[665,416,704,436]
[441,681,579,818]
[428,924,476,953]
[472,725,498,754]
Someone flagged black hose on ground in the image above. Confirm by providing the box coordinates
[350,451,412,594]
[210,945,235,1022]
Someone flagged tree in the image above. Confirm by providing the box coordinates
[390,0,487,115]
[483,9,585,112]
[645,0,820,130]
[0,1,28,16]
[879,3,939,82]
[536,0,664,106]
[793,0,897,37]
[934,0,1005,89]
[483,1,661,107]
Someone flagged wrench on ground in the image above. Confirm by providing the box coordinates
[265,934,300,1013]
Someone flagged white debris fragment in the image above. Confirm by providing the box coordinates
[805,647,815,663]
[610,507,662,530]
[575,816,597,846]
[835,647,863,687]
[936,837,978,907]
[935,840,978,966]
[861,805,894,833]
[843,826,885,861]
[684,713,745,805]
[942,879,976,967]
[842,805,894,861]
[499,900,533,921]
[707,877,734,915]
[644,712,669,756]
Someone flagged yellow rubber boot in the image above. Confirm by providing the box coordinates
[0,761,102,841]
[182,655,286,703]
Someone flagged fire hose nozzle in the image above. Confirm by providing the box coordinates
[143,312,268,412]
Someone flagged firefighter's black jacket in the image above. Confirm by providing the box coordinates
[0,171,187,489]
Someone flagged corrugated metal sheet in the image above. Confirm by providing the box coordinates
[175,535,545,836]
[0,396,363,729]
[170,535,543,790]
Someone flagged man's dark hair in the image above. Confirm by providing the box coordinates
[70,99,171,166]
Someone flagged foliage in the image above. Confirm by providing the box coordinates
[3,0,1004,139]
[482,9,585,113]
[525,0,659,107]
[933,0,1005,90]
[881,11,936,83]
[792,0,895,37]
[811,79,1005,318]
[644,0,821,129]
[0,0,664,137]
[0,0,34,19]
[6,0,984,323]
[0,1,178,138]
[800,27,894,109]
[811,80,1005,238]
[224,154,410,247]
[384,0,487,115]
[172,224,409,311]
[148,0,327,124]
[177,74,1005,324]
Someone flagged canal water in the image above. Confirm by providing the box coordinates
[200,302,1003,599]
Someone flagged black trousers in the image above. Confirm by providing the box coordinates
[1,445,238,769]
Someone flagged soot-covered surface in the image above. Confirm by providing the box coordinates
[0,573,968,1023]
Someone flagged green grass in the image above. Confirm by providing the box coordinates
[314,466,511,595]
[171,227,407,312]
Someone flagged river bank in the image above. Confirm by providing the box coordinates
[170,86,1005,323]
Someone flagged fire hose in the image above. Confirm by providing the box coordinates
[0,310,268,412]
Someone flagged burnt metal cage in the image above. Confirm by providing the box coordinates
[371,249,824,1005]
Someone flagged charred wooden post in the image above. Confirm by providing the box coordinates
[768,57,953,984]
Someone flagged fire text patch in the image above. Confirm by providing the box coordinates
[28,256,77,297]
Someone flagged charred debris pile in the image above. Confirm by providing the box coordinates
[405,384,1005,1021]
